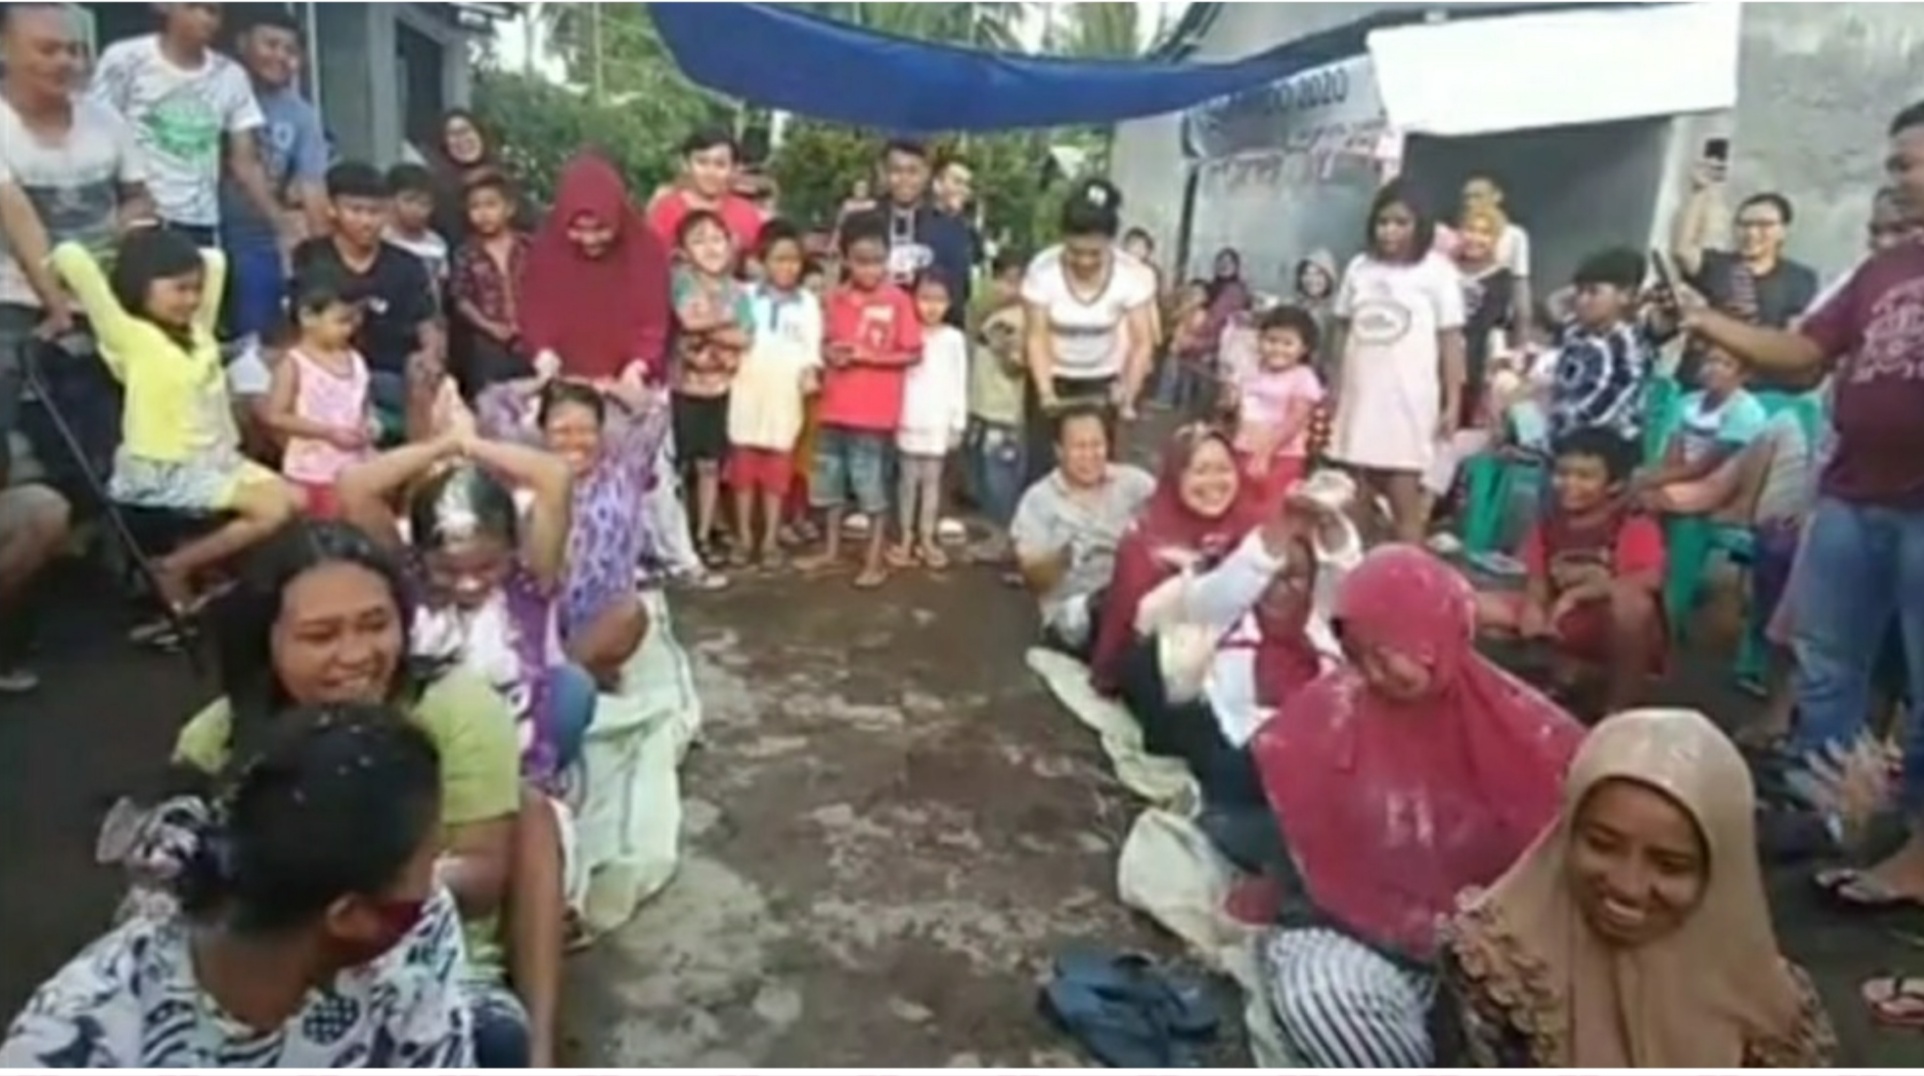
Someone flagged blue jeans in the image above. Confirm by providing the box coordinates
[1789,497,1924,810]
[469,979,531,1068]
[965,418,1024,527]
[223,239,286,342]
[811,425,891,515]
[549,663,597,770]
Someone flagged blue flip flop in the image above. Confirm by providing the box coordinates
[1041,948,1220,1067]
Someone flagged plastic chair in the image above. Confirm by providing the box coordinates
[1660,391,1824,644]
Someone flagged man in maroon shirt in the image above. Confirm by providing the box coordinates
[1685,99,1924,905]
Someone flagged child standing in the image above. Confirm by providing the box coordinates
[262,274,374,518]
[1481,428,1666,713]
[797,222,923,589]
[1223,305,1325,511]
[968,252,1029,559]
[729,222,822,568]
[51,230,299,613]
[384,164,450,296]
[1547,248,1655,446]
[449,173,534,394]
[671,210,754,564]
[893,273,970,570]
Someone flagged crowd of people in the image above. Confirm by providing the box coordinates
[4,0,1924,1068]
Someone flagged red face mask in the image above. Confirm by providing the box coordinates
[332,898,428,967]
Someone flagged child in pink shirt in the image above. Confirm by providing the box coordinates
[1223,305,1325,511]
[262,276,375,518]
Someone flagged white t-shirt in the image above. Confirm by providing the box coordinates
[0,98,145,308]
[1021,246,1157,381]
[898,324,971,457]
[89,36,264,228]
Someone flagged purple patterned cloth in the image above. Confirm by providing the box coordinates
[477,386,670,639]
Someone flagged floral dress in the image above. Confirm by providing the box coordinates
[0,891,475,1068]
[476,386,671,624]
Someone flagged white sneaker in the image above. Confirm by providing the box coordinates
[1427,533,1466,557]
[937,518,969,544]
[0,667,41,694]
[843,514,873,536]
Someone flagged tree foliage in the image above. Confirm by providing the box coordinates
[472,69,707,205]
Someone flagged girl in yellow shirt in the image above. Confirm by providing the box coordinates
[53,229,299,612]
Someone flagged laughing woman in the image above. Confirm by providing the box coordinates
[478,378,668,688]
[1438,709,1836,1068]
[1328,183,1469,544]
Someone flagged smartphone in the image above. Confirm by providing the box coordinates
[1702,137,1731,163]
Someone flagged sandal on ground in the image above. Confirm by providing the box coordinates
[922,545,951,571]
[1814,868,1924,915]
[1865,974,1924,1029]
[1039,950,1216,1068]
[853,566,889,590]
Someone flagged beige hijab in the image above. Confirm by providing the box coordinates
[1449,709,1834,1068]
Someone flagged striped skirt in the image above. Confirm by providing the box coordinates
[1262,927,1437,1069]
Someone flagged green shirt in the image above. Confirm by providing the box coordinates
[970,305,1027,426]
[173,669,522,973]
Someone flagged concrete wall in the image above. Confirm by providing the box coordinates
[1727,4,1924,277]
[1112,2,1915,288]
[315,4,475,166]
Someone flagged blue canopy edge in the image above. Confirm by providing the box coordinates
[649,2,1670,133]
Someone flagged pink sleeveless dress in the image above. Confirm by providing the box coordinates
[281,349,371,516]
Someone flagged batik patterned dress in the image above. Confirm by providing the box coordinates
[0,891,475,1068]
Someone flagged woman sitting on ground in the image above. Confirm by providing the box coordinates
[1113,477,1357,809]
[1009,406,1156,658]
[478,375,667,690]
[1087,423,1263,696]
[6,706,473,1068]
[148,522,549,1066]
[1437,709,1836,1067]
[1253,546,1585,1069]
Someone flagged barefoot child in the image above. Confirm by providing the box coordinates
[1222,304,1324,511]
[1482,427,1666,713]
[797,222,922,589]
[261,273,375,518]
[892,273,970,570]
[671,210,753,564]
[52,230,299,612]
[729,222,822,568]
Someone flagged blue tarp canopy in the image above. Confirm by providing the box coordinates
[649,2,1376,133]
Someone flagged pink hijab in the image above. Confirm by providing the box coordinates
[1254,546,1584,958]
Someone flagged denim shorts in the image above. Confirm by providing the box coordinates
[467,977,531,1069]
[811,425,891,515]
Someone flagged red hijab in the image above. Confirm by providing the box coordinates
[519,154,672,382]
[1090,426,1266,694]
[1254,545,1583,959]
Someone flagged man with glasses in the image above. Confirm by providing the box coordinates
[90,3,287,252]
[1672,168,1820,389]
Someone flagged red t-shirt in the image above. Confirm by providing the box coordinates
[647,191,767,257]
[1521,509,1666,595]
[1799,243,1924,507]
[818,284,924,433]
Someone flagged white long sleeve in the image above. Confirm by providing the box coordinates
[897,325,972,455]
[1186,532,1289,632]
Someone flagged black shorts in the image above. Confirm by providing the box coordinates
[673,392,730,464]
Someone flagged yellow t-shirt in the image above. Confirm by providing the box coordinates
[51,241,236,465]
[173,669,521,971]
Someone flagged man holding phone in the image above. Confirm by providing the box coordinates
[1669,137,1821,389]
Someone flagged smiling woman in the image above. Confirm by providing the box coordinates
[1437,709,1838,1068]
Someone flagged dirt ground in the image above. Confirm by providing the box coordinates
[9,551,1924,1066]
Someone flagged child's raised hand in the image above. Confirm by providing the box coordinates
[534,351,563,382]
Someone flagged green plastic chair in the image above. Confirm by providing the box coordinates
[1661,391,1824,645]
